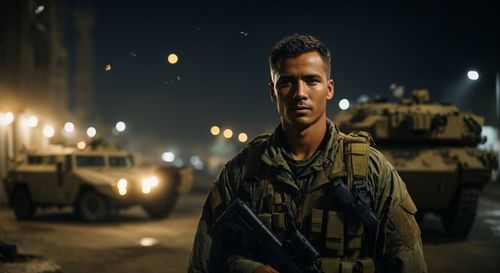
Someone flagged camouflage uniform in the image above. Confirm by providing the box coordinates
[188,120,427,273]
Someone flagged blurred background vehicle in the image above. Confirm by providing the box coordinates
[335,89,498,238]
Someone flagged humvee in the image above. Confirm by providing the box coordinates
[3,143,189,221]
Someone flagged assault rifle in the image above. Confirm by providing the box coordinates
[216,198,322,273]
[328,178,379,229]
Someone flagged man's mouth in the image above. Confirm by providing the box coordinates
[290,105,311,111]
[290,106,311,114]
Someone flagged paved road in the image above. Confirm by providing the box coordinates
[1,190,500,273]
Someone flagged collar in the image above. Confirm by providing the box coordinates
[261,119,341,174]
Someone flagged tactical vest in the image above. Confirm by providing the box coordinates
[241,131,377,273]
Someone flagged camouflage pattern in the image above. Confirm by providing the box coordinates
[188,120,427,273]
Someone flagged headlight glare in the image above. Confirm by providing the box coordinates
[142,176,159,194]
[117,178,128,195]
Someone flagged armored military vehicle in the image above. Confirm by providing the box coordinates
[335,89,498,238]
[3,141,193,221]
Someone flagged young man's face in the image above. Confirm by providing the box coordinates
[269,51,334,130]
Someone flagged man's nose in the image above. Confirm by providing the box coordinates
[293,80,308,100]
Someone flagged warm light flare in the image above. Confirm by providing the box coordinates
[0,112,14,126]
[238,132,248,143]
[117,178,128,196]
[77,141,86,150]
[43,126,55,138]
[167,53,179,64]
[210,126,220,136]
[223,129,233,139]
[142,176,159,194]
[64,122,75,133]
[27,116,38,128]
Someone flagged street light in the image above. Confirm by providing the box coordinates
[223,129,233,139]
[43,126,55,138]
[167,53,179,64]
[77,141,86,150]
[467,70,479,81]
[210,126,221,136]
[87,127,97,138]
[339,99,350,110]
[162,152,175,162]
[467,70,500,126]
[116,121,126,132]
[238,132,248,143]
[27,115,38,128]
[64,122,75,133]
[0,112,14,126]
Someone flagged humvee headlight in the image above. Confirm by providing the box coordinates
[117,178,128,195]
[142,176,159,194]
[150,176,159,187]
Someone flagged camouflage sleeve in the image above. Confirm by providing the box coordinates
[187,151,263,273]
[367,148,428,273]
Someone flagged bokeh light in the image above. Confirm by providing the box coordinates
[167,53,178,64]
[162,152,175,162]
[27,115,38,128]
[223,129,233,139]
[43,126,55,138]
[64,122,75,133]
[238,133,248,143]
[339,99,350,110]
[210,126,220,136]
[77,141,86,150]
[87,127,97,138]
[116,121,126,132]
[467,70,479,80]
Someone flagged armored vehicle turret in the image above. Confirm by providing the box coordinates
[335,89,498,238]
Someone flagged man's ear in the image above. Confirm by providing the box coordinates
[326,79,334,100]
[269,83,277,103]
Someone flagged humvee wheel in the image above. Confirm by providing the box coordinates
[142,192,179,219]
[75,190,111,222]
[441,188,478,238]
[12,188,36,219]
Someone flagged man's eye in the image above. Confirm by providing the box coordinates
[306,78,320,85]
[277,80,292,88]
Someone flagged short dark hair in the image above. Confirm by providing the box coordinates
[269,34,332,79]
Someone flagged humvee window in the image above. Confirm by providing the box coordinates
[76,155,105,167]
[27,155,56,165]
[109,156,132,167]
[27,156,42,164]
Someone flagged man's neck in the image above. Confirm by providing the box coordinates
[281,116,328,161]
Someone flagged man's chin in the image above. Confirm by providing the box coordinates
[285,116,313,129]
[283,113,326,130]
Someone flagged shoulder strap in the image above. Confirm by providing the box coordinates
[244,134,270,177]
[342,131,372,188]
[239,134,271,212]
[343,131,378,258]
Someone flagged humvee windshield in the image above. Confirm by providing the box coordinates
[27,155,56,165]
[109,156,133,168]
[76,155,105,167]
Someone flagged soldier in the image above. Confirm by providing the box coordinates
[188,34,427,273]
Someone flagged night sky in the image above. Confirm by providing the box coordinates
[70,1,500,160]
